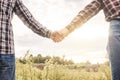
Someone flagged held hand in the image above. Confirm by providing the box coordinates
[50,28,70,42]
[50,31,64,42]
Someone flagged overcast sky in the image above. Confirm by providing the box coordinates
[12,0,109,63]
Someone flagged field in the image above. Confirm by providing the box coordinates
[16,54,111,80]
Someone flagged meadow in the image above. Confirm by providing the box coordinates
[16,53,111,80]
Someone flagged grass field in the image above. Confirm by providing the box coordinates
[16,58,111,80]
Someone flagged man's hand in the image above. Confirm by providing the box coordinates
[50,28,70,42]
[50,31,63,42]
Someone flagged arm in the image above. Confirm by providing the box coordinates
[13,0,51,38]
[61,0,104,37]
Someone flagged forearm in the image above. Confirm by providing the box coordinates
[14,0,51,38]
[65,0,103,33]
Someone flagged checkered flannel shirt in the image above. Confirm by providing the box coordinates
[66,0,120,32]
[0,0,51,54]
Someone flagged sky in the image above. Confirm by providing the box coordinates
[12,0,109,63]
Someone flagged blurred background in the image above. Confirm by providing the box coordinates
[12,0,109,63]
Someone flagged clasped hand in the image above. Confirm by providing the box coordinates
[50,28,70,42]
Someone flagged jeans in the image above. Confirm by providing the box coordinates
[0,54,15,80]
[108,19,120,80]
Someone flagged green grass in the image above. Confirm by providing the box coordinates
[16,59,111,80]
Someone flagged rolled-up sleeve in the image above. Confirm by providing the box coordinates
[66,0,103,32]
[13,0,51,38]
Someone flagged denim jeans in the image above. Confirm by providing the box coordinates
[108,19,120,80]
[0,54,15,80]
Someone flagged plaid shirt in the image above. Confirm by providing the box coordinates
[66,0,120,32]
[0,0,51,54]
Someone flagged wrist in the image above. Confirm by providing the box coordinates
[65,25,74,33]
[60,28,70,37]
[65,28,70,34]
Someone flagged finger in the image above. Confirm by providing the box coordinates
[51,31,65,42]
[53,35,64,42]
[52,37,63,42]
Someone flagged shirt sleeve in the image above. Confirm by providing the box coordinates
[13,0,51,38]
[66,0,103,32]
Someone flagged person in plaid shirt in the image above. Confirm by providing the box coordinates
[54,0,120,80]
[0,0,60,80]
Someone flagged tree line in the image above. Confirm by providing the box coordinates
[18,50,74,65]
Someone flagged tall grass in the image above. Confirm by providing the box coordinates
[16,58,111,80]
